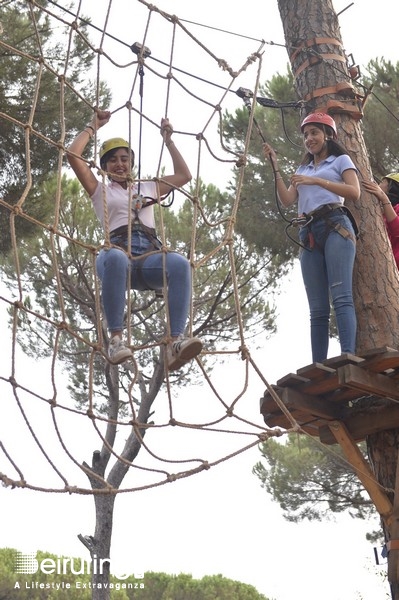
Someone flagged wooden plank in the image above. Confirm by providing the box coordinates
[319,403,399,444]
[261,414,322,437]
[296,371,341,396]
[361,349,399,374]
[260,388,303,423]
[323,385,368,404]
[261,385,343,422]
[359,346,397,358]
[323,353,364,368]
[338,364,399,400]
[297,363,336,379]
[299,424,322,437]
[262,349,399,446]
[262,405,324,432]
[281,387,342,420]
[259,387,285,416]
[327,421,392,523]
[276,367,358,401]
[276,373,309,387]
[261,412,300,430]
[259,398,280,417]
[261,413,291,429]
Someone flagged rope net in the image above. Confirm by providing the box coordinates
[0,0,299,496]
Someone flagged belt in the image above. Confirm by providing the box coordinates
[305,203,343,220]
[110,223,157,238]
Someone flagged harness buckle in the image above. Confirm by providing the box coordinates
[291,214,313,227]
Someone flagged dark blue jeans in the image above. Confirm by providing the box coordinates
[299,211,357,362]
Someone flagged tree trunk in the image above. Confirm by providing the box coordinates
[81,357,165,600]
[277,0,399,596]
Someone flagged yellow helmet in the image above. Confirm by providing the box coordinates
[99,138,130,162]
[385,173,399,184]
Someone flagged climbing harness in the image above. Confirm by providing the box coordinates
[110,222,161,250]
[298,202,359,251]
[110,222,164,296]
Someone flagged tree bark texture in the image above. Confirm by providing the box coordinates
[277,0,399,596]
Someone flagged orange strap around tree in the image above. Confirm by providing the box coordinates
[290,37,343,63]
[290,37,347,81]
[293,53,347,79]
[386,540,399,552]
[303,81,355,102]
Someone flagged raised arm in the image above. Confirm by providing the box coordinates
[262,142,298,208]
[157,118,192,196]
[363,179,398,223]
[66,110,111,196]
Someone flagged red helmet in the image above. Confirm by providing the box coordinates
[300,113,337,139]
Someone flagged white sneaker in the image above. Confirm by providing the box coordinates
[166,336,203,371]
[108,335,133,364]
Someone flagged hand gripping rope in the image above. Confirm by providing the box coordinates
[236,87,310,250]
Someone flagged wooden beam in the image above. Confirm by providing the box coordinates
[327,421,392,524]
[320,403,399,444]
[338,364,399,400]
[296,363,336,379]
[281,387,342,420]
[361,348,399,373]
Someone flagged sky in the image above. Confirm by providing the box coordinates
[0,1,397,599]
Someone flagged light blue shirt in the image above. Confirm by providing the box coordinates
[295,154,357,215]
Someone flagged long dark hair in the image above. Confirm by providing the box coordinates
[300,123,348,165]
[388,179,399,207]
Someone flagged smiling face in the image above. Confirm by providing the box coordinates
[302,123,328,158]
[105,148,132,184]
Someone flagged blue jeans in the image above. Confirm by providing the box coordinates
[299,211,357,362]
[96,231,191,337]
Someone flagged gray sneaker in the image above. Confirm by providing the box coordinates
[108,335,133,364]
[166,336,202,371]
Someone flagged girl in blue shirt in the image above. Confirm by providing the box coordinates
[263,113,360,363]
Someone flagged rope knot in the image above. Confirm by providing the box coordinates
[235,154,246,167]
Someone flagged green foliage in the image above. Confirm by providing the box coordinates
[143,572,269,600]
[0,550,270,600]
[222,68,300,257]
[361,58,399,177]
[1,174,108,407]
[253,434,376,523]
[0,0,111,253]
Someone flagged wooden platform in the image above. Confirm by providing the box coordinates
[260,347,399,444]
